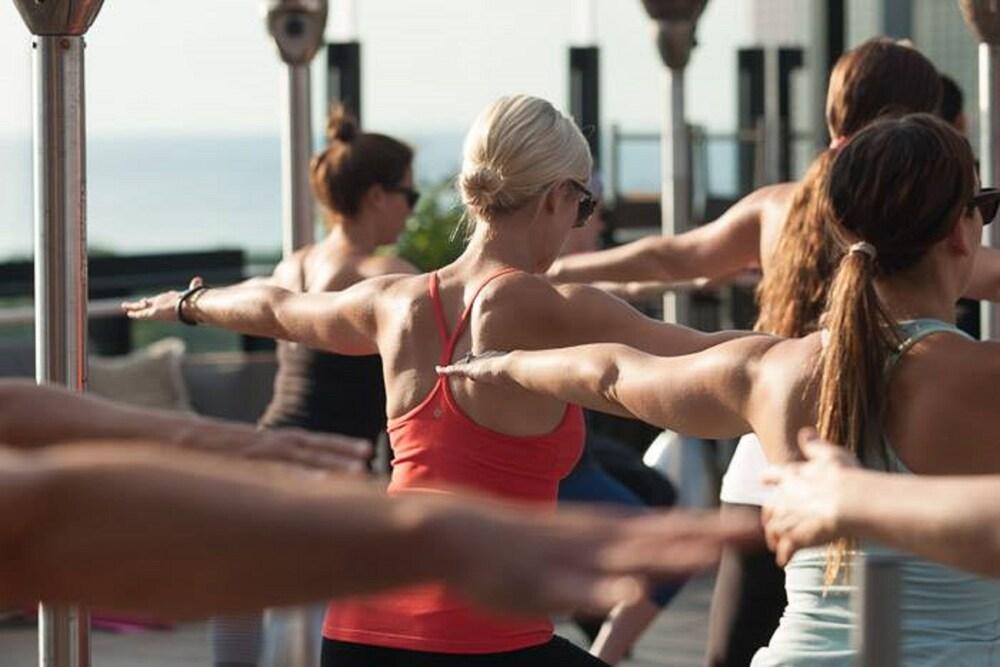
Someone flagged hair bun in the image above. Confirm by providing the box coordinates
[326,105,360,144]
[460,165,505,212]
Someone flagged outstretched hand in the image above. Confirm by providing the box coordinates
[436,350,513,386]
[441,504,762,616]
[241,428,372,475]
[761,428,860,565]
[122,276,203,322]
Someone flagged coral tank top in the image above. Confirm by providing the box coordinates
[323,268,585,653]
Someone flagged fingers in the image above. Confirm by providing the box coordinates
[189,276,204,289]
[249,430,372,474]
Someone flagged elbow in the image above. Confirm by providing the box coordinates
[589,347,629,406]
[637,237,675,281]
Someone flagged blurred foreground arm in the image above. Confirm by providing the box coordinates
[763,430,1000,577]
[0,443,758,617]
[0,379,370,472]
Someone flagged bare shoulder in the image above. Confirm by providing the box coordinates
[358,254,420,278]
[894,333,1000,397]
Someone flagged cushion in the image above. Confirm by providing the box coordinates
[88,337,192,412]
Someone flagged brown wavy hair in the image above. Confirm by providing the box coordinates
[817,114,976,583]
[754,38,942,337]
[310,105,413,219]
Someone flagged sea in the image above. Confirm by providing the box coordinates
[0,132,741,262]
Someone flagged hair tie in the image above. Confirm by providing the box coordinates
[829,135,849,151]
[848,241,877,261]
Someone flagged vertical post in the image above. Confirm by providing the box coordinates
[981,44,1000,339]
[326,42,363,123]
[853,554,901,667]
[960,0,1000,340]
[281,64,314,256]
[661,66,689,324]
[641,0,708,324]
[265,0,329,257]
[569,47,601,168]
[12,3,106,665]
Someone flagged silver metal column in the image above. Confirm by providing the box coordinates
[265,0,329,257]
[641,0,708,325]
[980,43,1000,339]
[661,65,689,324]
[11,2,106,666]
[960,0,1000,340]
[281,64,315,255]
[852,554,902,667]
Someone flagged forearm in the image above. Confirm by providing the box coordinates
[186,284,295,340]
[4,443,459,616]
[504,346,640,418]
[0,380,260,454]
[837,471,1000,577]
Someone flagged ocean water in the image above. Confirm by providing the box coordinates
[0,132,740,261]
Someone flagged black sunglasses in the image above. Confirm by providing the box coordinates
[387,185,420,210]
[970,187,1000,226]
[568,180,598,228]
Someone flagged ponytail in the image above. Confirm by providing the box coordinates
[755,150,839,337]
[816,244,900,584]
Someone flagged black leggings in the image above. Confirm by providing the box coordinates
[321,637,609,667]
[703,504,787,667]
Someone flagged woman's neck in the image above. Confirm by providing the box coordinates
[457,220,542,274]
[876,271,959,324]
[324,216,379,255]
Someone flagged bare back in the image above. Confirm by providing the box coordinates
[373,269,576,436]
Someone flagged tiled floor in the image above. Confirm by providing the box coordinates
[0,576,714,666]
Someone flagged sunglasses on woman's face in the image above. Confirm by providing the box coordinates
[568,180,598,228]
[969,187,1000,226]
[387,186,420,210]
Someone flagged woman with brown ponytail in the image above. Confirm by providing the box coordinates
[439,112,1000,664]
[212,107,418,667]
[549,37,1000,665]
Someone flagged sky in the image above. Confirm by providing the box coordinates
[0,0,756,140]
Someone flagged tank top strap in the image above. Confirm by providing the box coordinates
[890,318,973,369]
[443,267,521,363]
[428,273,452,364]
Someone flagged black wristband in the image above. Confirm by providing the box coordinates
[176,285,207,326]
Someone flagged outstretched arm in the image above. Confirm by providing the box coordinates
[122,275,398,355]
[0,442,758,617]
[0,380,370,471]
[547,186,772,285]
[439,336,778,438]
[964,246,1000,302]
[763,431,1000,577]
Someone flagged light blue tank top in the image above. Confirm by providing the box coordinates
[752,319,1000,667]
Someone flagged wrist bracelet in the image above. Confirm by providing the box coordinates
[176,285,208,326]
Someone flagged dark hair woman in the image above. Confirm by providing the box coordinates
[212,106,418,667]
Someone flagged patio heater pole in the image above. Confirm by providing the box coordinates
[266,0,329,257]
[10,1,106,666]
[960,0,1000,340]
[641,0,708,325]
[853,554,902,667]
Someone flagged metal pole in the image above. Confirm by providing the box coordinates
[281,64,314,256]
[265,0,329,257]
[980,44,1000,339]
[960,0,1000,340]
[13,3,105,665]
[35,33,91,667]
[853,554,901,667]
[662,66,689,324]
